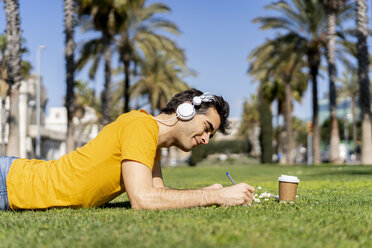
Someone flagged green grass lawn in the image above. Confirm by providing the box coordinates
[1,161,372,248]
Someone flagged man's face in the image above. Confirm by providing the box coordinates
[175,107,221,152]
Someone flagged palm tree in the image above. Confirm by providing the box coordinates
[253,0,329,164]
[320,0,347,163]
[76,0,128,126]
[3,0,22,156]
[64,0,76,152]
[275,42,307,165]
[118,1,185,113]
[265,79,285,158]
[248,37,308,164]
[338,67,359,155]
[355,0,372,164]
[0,33,31,156]
[130,53,189,115]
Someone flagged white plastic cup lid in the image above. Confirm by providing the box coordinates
[278,174,300,183]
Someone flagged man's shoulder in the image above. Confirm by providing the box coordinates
[116,110,157,127]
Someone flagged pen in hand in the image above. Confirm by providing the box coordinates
[226,172,253,206]
[226,172,236,185]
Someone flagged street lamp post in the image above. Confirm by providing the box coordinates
[36,45,46,159]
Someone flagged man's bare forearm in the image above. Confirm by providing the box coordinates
[122,161,254,209]
[131,187,221,210]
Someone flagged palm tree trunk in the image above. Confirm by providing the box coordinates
[6,87,19,156]
[356,0,372,164]
[276,101,280,158]
[307,45,322,165]
[101,34,112,126]
[123,58,130,113]
[64,0,76,152]
[150,102,155,116]
[283,81,294,164]
[258,90,273,163]
[310,64,321,164]
[351,95,357,154]
[4,0,22,157]
[325,9,342,164]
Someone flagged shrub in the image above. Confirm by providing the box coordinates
[189,139,250,166]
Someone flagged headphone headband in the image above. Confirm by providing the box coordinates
[176,92,215,120]
[193,92,215,106]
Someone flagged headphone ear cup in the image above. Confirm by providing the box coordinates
[176,102,195,120]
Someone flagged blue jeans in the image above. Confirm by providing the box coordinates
[0,156,17,210]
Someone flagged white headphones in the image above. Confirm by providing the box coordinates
[153,92,215,122]
[176,92,215,120]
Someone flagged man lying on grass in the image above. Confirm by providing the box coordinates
[0,88,255,211]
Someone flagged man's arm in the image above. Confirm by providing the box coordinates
[122,160,255,210]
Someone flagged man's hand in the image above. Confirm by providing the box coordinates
[217,183,255,206]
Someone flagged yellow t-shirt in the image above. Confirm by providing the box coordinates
[6,110,159,210]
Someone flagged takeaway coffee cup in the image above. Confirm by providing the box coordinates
[278,175,300,202]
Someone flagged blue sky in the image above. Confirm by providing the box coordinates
[0,0,369,119]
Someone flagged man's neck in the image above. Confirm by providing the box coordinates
[154,113,178,148]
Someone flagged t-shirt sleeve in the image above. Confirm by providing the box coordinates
[119,117,159,170]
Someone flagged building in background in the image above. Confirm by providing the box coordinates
[318,96,359,125]
[213,117,241,141]
[0,76,98,160]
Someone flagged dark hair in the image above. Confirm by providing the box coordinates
[160,88,231,135]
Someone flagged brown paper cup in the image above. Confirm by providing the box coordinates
[279,181,298,202]
[278,175,300,202]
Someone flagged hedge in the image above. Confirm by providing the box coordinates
[188,139,250,166]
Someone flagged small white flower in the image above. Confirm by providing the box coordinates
[257,186,262,190]
[254,198,261,203]
[260,192,271,198]
[254,193,258,197]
